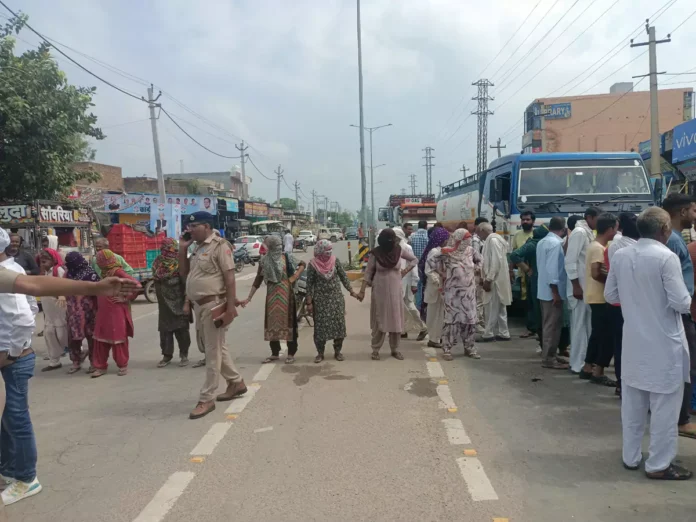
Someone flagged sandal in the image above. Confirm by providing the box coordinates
[590,375,617,387]
[91,370,106,379]
[192,359,206,368]
[262,356,279,364]
[466,352,482,360]
[519,331,535,338]
[442,353,453,361]
[118,368,128,376]
[157,358,172,368]
[85,366,96,374]
[314,354,324,364]
[558,350,570,358]
[391,351,404,361]
[285,357,295,364]
[542,361,570,370]
[41,364,62,372]
[371,352,380,361]
[179,357,189,367]
[67,366,81,375]
[334,352,345,361]
[646,464,693,480]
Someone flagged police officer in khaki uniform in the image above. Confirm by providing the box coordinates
[178,212,247,420]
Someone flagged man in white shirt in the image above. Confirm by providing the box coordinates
[478,222,512,341]
[283,230,294,255]
[565,207,600,373]
[394,228,427,340]
[605,208,693,480]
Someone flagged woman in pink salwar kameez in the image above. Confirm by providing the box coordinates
[91,250,138,378]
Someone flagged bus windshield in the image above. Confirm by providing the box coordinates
[518,162,651,198]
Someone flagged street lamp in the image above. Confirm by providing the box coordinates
[350,124,392,226]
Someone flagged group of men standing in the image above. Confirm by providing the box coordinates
[511,196,696,480]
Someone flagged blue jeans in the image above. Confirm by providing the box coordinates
[0,353,37,482]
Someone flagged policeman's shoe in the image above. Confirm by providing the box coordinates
[216,380,248,402]
[189,401,216,420]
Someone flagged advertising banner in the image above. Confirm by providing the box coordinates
[540,103,572,120]
[104,194,217,215]
[0,205,32,225]
[673,118,696,164]
[150,203,182,238]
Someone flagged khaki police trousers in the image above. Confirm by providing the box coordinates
[194,299,242,403]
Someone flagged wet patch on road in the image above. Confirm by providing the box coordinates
[281,363,354,386]
[403,377,438,398]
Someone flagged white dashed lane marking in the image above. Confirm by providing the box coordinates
[190,423,233,456]
[436,384,457,410]
[426,361,445,378]
[225,384,260,414]
[442,418,471,445]
[252,364,276,382]
[133,471,195,522]
[456,457,499,501]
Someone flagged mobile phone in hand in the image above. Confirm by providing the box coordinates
[183,231,192,241]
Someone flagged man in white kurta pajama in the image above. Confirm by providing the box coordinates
[478,223,512,341]
[605,207,693,479]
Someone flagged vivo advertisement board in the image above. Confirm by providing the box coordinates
[673,118,696,164]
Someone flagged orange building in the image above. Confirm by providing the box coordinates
[521,83,693,154]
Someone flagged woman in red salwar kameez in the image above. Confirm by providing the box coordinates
[91,250,138,378]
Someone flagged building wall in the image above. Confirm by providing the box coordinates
[525,88,692,154]
[73,162,123,191]
[122,177,221,195]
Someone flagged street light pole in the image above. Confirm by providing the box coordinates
[351,123,392,227]
[356,0,367,228]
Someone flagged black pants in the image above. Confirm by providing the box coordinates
[270,299,299,357]
[679,314,696,426]
[316,338,344,354]
[607,305,624,385]
[585,303,614,368]
[160,328,191,358]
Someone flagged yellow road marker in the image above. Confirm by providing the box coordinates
[190,457,205,463]
[463,449,477,456]
[226,414,238,420]
[448,407,458,413]
[493,518,509,522]
[439,380,448,385]
[429,357,438,362]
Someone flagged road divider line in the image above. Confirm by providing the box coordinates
[254,426,273,433]
[225,384,259,414]
[133,471,195,522]
[252,364,276,382]
[437,384,457,410]
[456,457,499,501]
[427,361,444,378]
[190,422,232,456]
[442,418,471,445]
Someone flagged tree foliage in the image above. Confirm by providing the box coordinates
[0,14,104,201]
[248,196,266,203]
[275,197,296,210]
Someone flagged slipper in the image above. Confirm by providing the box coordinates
[578,370,593,380]
[466,352,481,359]
[542,361,570,370]
[334,352,345,361]
[118,368,128,376]
[262,356,279,364]
[41,364,62,372]
[157,359,172,368]
[624,456,643,471]
[67,367,81,375]
[678,428,696,439]
[590,375,617,387]
[314,354,324,364]
[90,370,106,378]
[442,353,453,361]
[416,330,428,341]
[285,357,295,364]
[390,351,404,361]
[519,331,535,338]
[371,352,380,361]
[646,464,693,480]
[192,359,206,368]
[179,357,189,367]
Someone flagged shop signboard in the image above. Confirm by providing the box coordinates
[244,202,268,217]
[268,206,283,218]
[540,103,572,120]
[219,197,239,213]
[0,205,32,225]
[673,118,696,164]
[38,205,89,225]
[103,194,217,215]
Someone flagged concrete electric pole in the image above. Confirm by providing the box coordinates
[350,123,392,227]
[423,147,435,195]
[356,0,367,228]
[310,190,318,222]
[294,181,300,212]
[490,138,506,159]
[274,165,284,206]
[460,165,469,178]
[631,21,670,185]
[235,141,249,199]
[147,85,166,202]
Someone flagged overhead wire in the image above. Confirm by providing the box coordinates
[160,107,242,160]
[246,155,276,181]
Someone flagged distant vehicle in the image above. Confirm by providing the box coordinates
[329,228,344,241]
[298,230,317,245]
[233,244,255,272]
[378,194,437,227]
[294,237,308,253]
[345,227,358,240]
[318,227,338,242]
[234,235,263,260]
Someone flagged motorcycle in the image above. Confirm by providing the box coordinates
[233,245,255,272]
[294,237,308,253]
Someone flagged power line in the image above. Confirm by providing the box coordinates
[0,0,147,104]
[246,155,275,181]
[667,7,696,35]
[160,108,242,159]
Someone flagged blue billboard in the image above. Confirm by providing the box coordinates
[541,103,572,120]
[673,118,696,164]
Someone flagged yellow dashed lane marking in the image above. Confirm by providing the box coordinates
[429,357,438,362]
[463,449,478,456]
[226,414,238,420]
[493,518,509,522]
[190,457,205,463]
[439,380,448,385]
[448,407,458,413]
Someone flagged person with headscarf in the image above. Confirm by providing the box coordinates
[305,239,359,363]
[64,252,99,374]
[432,229,482,361]
[357,228,417,360]
[421,227,450,348]
[244,235,306,364]
[91,250,139,378]
[37,249,68,372]
[152,238,191,368]
[394,227,428,341]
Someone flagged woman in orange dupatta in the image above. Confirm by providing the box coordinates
[91,250,139,378]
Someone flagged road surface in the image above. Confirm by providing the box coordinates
[7,241,696,521]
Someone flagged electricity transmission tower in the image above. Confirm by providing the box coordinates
[472,79,494,173]
[408,174,418,196]
[423,147,435,195]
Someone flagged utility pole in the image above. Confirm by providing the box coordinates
[235,141,249,199]
[408,174,418,196]
[460,164,469,178]
[423,147,435,195]
[350,123,392,227]
[179,159,184,175]
[472,79,494,173]
[437,181,443,197]
[294,181,300,212]
[274,165,283,206]
[490,137,506,159]
[324,196,330,225]
[400,188,406,196]
[147,85,166,202]
[631,21,670,184]
[310,189,318,222]
[356,0,367,228]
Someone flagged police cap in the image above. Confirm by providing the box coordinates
[188,211,215,225]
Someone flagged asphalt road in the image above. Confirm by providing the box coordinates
[7,241,696,521]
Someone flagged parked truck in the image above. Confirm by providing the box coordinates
[378,194,437,227]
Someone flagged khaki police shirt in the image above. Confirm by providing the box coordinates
[186,235,235,301]
[0,266,18,293]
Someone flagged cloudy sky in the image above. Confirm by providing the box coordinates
[6,0,695,213]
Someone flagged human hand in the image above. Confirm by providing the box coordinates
[482,280,492,292]
[97,277,141,297]
[220,309,237,328]
[306,301,313,315]
[600,263,608,276]
[400,269,409,278]
[57,296,67,308]
[552,293,563,308]
[411,286,418,294]
[357,290,365,302]
[572,281,583,301]
[179,232,194,250]
[183,300,191,316]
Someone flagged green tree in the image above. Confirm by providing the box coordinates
[0,14,104,201]
[248,196,266,203]
[275,197,296,210]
